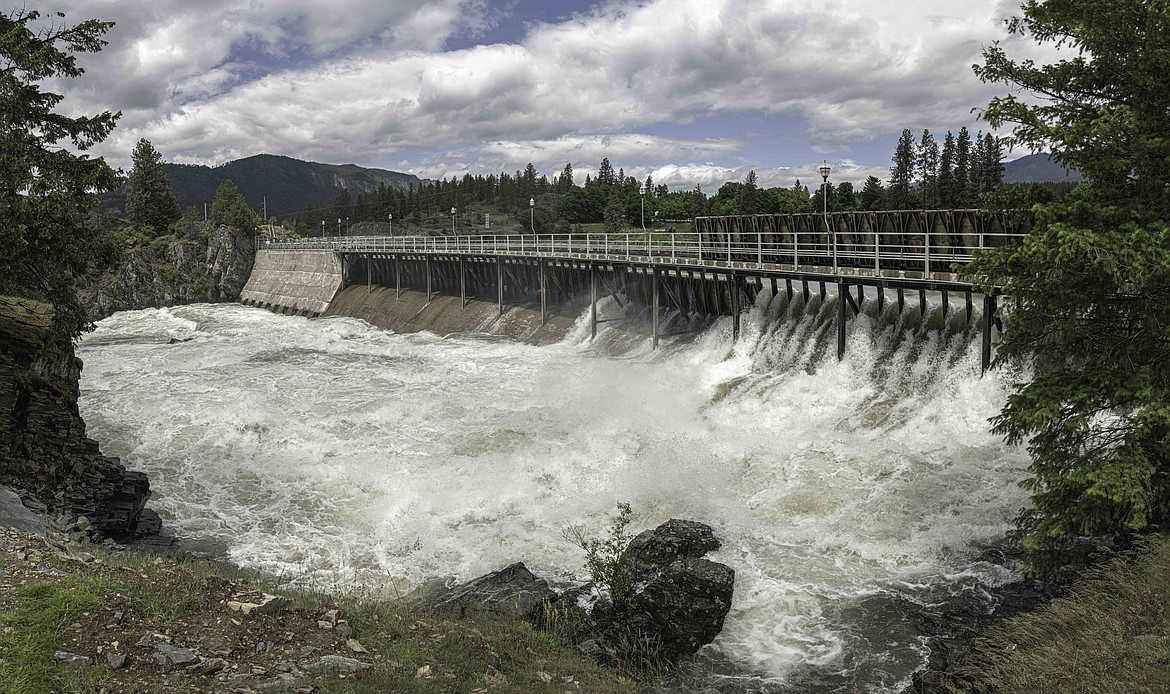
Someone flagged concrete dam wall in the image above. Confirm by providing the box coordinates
[240,249,581,343]
[239,249,343,316]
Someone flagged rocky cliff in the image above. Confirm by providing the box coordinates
[0,297,152,537]
[83,223,255,322]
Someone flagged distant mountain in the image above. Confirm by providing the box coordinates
[1003,153,1083,184]
[161,154,422,218]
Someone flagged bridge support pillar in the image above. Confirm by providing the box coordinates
[590,265,598,340]
[395,256,401,299]
[460,256,466,308]
[941,290,949,319]
[819,281,826,303]
[367,256,371,295]
[897,287,904,314]
[425,256,432,303]
[802,280,809,303]
[785,278,793,302]
[731,272,740,342]
[652,267,660,349]
[540,261,547,326]
[497,257,504,316]
[981,294,997,376]
[965,292,973,325]
[919,289,927,317]
[877,286,885,314]
[837,281,847,361]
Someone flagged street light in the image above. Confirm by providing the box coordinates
[819,161,833,273]
[321,220,325,238]
[450,207,456,235]
[639,184,646,229]
[529,197,535,233]
[337,218,342,235]
[388,213,392,236]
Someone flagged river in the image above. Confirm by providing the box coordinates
[76,289,1029,692]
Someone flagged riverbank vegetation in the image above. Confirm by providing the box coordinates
[0,528,634,693]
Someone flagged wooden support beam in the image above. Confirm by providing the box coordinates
[497,257,504,316]
[539,261,547,325]
[460,256,466,308]
[731,273,740,341]
[802,279,810,303]
[855,284,864,310]
[837,281,847,361]
[785,278,793,302]
[395,256,401,299]
[981,294,996,376]
[965,292,973,325]
[590,265,598,339]
[941,290,950,319]
[877,287,885,314]
[652,268,660,349]
[819,281,826,302]
[425,256,432,303]
[919,288,927,317]
[366,256,371,295]
[897,287,904,314]
[844,284,860,316]
[770,277,778,301]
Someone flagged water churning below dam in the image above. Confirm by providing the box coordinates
[76,289,1030,692]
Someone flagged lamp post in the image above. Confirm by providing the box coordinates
[337,218,342,235]
[388,213,392,236]
[819,161,833,273]
[639,184,646,229]
[529,197,535,233]
[346,217,350,234]
[450,207,456,235]
[320,220,324,238]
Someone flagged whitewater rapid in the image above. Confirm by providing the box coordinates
[76,289,1029,692]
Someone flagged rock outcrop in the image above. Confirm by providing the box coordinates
[82,223,255,322]
[0,296,152,538]
[439,519,735,667]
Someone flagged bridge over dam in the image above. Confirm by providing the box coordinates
[240,208,1030,372]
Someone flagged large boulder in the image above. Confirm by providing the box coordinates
[422,562,556,621]
[607,519,735,661]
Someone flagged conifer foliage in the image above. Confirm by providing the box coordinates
[0,8,121,338]
[968,0,1170,563]
[125,138,180,234]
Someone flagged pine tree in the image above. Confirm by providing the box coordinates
[603,188,627,234]
[888,129,916,209]
[209,180,257,235]
[916,129,940,209]
[125,138,180,234]
[938,131,957,207]
[955,126,973,205]
[860,176,886,210]
[596,158,615,186]
[557,162,574,192]
[738,170,759,215]
[968,0,1170,564]
[0,9,121,338]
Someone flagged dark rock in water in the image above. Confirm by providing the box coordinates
[607,519,734,661]
[0,297,153,539]
[540,519,735,665]
[422,562,556,621]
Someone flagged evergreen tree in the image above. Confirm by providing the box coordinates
[860,176,886,210]
[738,170,759,215]
[557,162,574,192]
[979,134,1006,192]
[888,129,916,209]
[0,8,121,338]
[596,158,615,186]
[938,131,957,207]
[916,129,940,209]
[968,0,1170,564]
[603,188,627,234]
[955,126,973,205]
[125,138,180,234]
[209,180,257,235]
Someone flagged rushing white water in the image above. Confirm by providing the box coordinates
[76,289,1029,692]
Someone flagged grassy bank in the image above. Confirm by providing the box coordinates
[957,533,1170,693]
[0,529,634,693]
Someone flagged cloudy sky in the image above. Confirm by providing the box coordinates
[40,0,1047,193]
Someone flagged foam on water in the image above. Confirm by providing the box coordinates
[77,295,1029,691]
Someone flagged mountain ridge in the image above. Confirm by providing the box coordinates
[162,154,422,219]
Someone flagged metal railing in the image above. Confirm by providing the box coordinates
[264,227,1024,279]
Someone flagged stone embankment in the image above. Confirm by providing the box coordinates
[0,297,156,540]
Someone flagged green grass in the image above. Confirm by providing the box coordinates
[961,533,1170,693]
[0,581,106,694]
